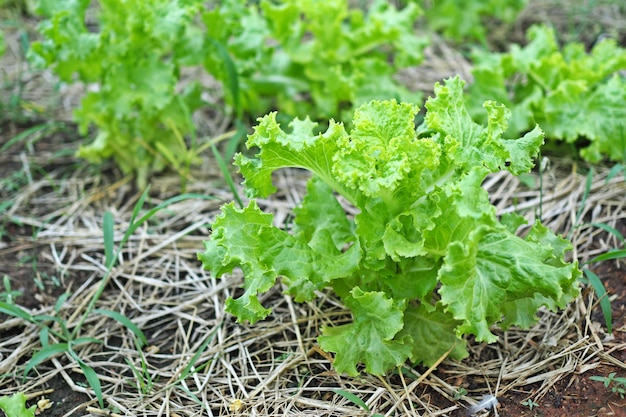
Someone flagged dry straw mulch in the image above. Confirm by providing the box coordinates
[1,137,625,417]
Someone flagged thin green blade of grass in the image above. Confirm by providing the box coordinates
[333,389,370,412]
[24,343,68,375]
[175,384,212,414]
[589,222,625,244]
[207,37,241,119]
[72,337,102,347]
[124,356,152,395]
[125,192,218,244]
[72,191,217,340]
[605,163,625,183]
[0,301,34,321]
[54,292,70,313]
[39,327,49,347]
[95,308,148,348]
[178,324,221,381]
[127,187,151,239]
[211,143,243,208]
[225,119,247,162]
[583,268,613,333]
[69,350,104,408]
[103,211,115,270]
[0,122,62,153]
[586,249,626,265]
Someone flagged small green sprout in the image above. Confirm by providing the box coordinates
[590,373,626,399]
[521,398,539,410]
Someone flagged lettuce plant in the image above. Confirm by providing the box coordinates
[29,0,206,188]
[467,25,626,162]
[205,0,427,122]
[198,77,581,376]
[416,0,527,44]
[29,0,425,186]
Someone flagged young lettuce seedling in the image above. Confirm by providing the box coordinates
[199,76,581,376]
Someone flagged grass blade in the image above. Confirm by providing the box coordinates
[583,268,613,334]
[333,389,370,412]
[605,163,624,183]
[103,211,115,269]
[211,143,243,208]
[207,37,241,119]
[586,249,626,265]
[72,192,216,340]
[24,343,68,375]
[125,192,217,242]
[0,301,34,321]
[95,308,148,348]
[178,325,221,381]
[225,119,247,161]
[0,122,62,153]
[69,350,104,408]
[589,222,625,244]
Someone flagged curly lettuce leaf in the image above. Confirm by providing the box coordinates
[199,193,360,323]
[467,24,626,162]
[398,303,468,366]
[0,393,36,417]
[426,79,544,175]
[318,287,411,376]
[420,0,526,44]
[438,218,580,342]
[259,0,426,119]
[200,75,581,376]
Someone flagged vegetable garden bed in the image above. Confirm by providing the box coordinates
[1,1,626,416]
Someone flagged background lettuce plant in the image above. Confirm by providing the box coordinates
[28,0,426,187]
[467,24,626,162]
[414,0,527,44]
[198,77,581,376]
[204,0,427,121]
[29,0,207,188]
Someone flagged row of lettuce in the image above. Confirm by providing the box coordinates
[20,0,626,186]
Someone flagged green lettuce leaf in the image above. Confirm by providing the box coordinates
[467,24,626,162]
[318,287,411,376]
[0,393,36,417]
[398,303,468,366]
[199,76,581,375]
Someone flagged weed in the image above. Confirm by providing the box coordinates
[590,372,626,398]
[453,387,468,400]
[333,389,384,416]
[0,274,21,303]
[521,398,539,410]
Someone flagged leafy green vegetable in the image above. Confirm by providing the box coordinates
[416,0,527,44]
[0,393,36,417]
[205,0,427,121]
[29,0,207,187]
[199,76,581,376]
[0,29,6,57]
[29,0,426,185]
[467,25,626,162]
